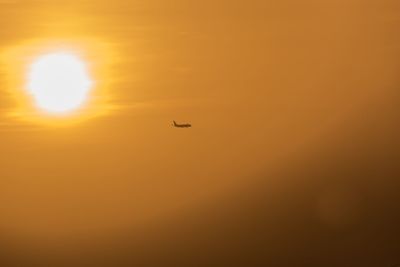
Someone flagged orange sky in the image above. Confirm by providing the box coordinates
[0,0,400,266]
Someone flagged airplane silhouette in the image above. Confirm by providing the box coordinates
[173,121,192,128]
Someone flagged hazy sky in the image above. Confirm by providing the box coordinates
[1,0,400,266]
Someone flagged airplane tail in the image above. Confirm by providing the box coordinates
[173,121,177,126]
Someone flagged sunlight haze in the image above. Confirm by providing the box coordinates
[0,0,400,266]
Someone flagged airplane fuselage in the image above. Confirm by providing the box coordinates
[173,121,192,128]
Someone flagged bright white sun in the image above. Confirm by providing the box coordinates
[27,53,93,114]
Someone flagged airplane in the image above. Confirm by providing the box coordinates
[173,120,192,128]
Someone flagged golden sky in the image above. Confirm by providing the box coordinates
[0,0,400,266]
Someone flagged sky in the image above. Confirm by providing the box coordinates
[0,0,400,266]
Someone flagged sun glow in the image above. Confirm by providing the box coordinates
[27,53,93,114]
[1,38,114,125]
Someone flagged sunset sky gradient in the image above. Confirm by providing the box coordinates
[1,0,400,266]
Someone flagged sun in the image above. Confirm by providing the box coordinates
[27,52,93,114]
[2,39,114,124]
